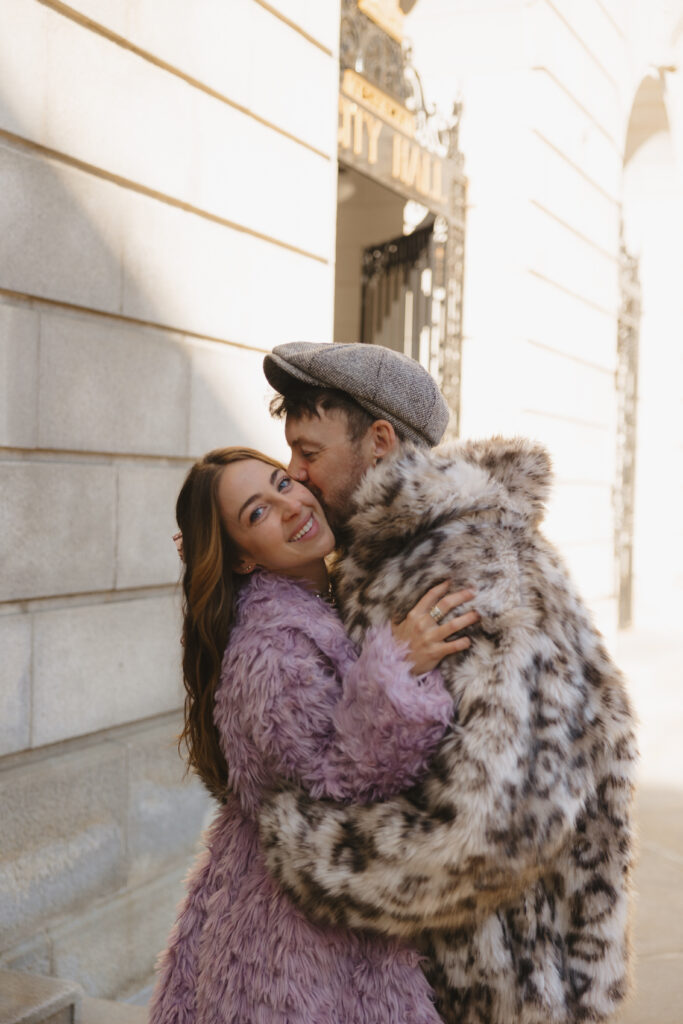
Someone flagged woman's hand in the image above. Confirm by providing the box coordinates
[391,581,479,675]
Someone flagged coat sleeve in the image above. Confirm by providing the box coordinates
[256,534,627,938]
[255,661,580,936]
[223,619,453,804]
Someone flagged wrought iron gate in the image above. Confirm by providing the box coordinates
[361,216,445,378]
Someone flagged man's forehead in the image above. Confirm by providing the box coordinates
[284,407,349,446]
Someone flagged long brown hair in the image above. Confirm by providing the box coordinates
[175,447,285,800]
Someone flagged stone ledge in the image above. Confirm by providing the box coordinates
[0,969,82,1024]
[81,999,146,1024]
[48,863,189,1000]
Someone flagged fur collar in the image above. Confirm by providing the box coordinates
[349,437,553,543]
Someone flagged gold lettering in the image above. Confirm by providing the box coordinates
[431,160,444,202]
[358,0,404,43]
[338,96,353,151]
[392,134,402,178]
[417,152,428,194]
[403,143,421,189]
[399,138,410,183]
[339,99,383,165]
[365,113,382,165]
[342,70,416,137]
[341,93,448,208]
[353,105,364,156]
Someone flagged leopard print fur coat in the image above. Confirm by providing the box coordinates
[258,437,637,1024]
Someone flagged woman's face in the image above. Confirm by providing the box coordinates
[216,458,336,579]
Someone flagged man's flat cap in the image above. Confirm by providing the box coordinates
[263,342,449,447]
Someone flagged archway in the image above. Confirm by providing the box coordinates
[621,72,683,630]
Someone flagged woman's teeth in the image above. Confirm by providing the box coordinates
[291,516,314,542]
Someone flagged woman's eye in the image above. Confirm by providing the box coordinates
[249,506,265,524]
[277,476,291,491]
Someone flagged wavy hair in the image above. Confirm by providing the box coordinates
[175,447,285,800]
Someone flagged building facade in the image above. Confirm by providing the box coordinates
[1,0,681,1001]
[405,0,683,637]
[0,0,341,999]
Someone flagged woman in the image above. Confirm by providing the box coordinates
[149,447,479,1024]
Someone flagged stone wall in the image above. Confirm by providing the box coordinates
[0,0,340,998]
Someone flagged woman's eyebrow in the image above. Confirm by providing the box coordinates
[237,469,280,520]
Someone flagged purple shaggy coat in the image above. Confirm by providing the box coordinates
[149,571,454,1024]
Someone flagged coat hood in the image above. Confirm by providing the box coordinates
[349,436,553,545]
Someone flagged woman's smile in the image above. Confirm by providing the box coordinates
[216,458,335,583]
[289,513,318,542]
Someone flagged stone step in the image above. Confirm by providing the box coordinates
[80,998,147,1024]
[0,969,81,1024]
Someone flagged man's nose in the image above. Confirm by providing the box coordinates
[288,454,308,481]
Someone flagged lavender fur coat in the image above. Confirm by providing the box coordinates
[149,571,454,1024]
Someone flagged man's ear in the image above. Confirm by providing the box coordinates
[369,420,398,462]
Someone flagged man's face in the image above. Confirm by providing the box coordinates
[284,408,373,531]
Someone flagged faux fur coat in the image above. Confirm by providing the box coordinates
[258,438,638,1024]
[149,571,454,1024]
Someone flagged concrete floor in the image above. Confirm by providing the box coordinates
[613,627,683,1023]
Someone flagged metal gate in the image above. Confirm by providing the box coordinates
[360,215,447,383]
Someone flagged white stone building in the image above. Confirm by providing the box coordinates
[0,0,341,1000]
[405,0,683,638]
[1,0,681,1003]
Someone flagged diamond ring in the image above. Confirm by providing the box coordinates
[429,604,445,623]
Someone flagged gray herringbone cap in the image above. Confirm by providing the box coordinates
[263,342,449,447]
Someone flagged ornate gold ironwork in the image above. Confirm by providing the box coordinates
[341,0,408,102]
[358,0,405,42]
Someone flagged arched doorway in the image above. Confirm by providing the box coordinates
[620,72,683,630]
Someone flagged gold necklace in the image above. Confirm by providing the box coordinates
[315,582,337,607]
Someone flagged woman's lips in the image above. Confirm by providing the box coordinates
[289,513,318,542]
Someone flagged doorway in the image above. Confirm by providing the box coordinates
[333,166,446,382]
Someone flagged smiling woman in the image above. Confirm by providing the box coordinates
[216,457,336,592]
[149,445,479,1024]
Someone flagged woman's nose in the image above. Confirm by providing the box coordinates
[281,491,303,517]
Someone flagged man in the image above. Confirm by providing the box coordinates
[259,341,636,1024]
[264,340,449,534]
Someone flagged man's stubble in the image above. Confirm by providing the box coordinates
[307,445,369,540]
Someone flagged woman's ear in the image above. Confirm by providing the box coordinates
[369,419,398,463]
